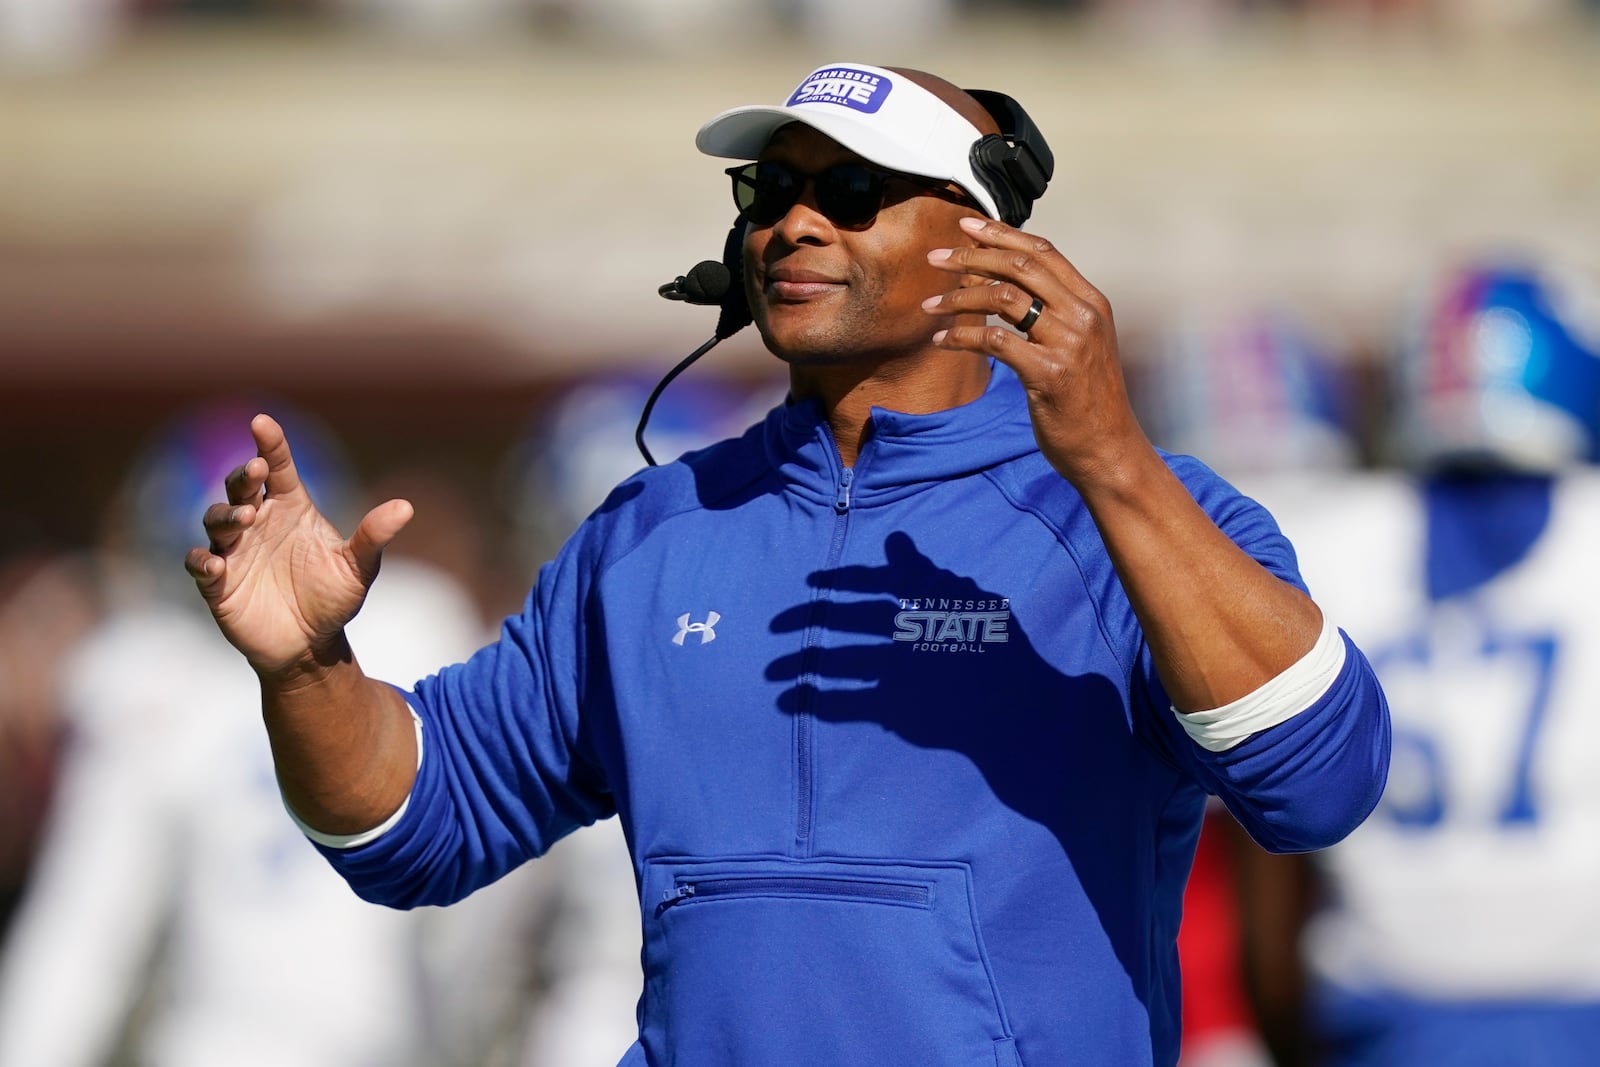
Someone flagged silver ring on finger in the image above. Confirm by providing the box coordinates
[1015,296,1045,335]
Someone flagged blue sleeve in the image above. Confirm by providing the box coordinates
[316,542,615,909]
[1178,633,1391,852]
[1138,456,1392,853]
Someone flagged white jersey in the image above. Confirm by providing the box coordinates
[1244,471,1600,1001]
[0,556,488,1067]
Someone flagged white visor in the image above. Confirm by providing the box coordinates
[695,62,1001,221]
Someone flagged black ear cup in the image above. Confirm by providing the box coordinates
[964,89,1055,227]
[715,218,753,341]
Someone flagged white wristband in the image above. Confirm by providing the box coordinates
[284,709,423,849]
[1174,613,1345,753]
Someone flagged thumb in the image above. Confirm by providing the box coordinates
[347,498,415,586]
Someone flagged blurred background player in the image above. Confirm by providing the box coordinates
[0,399,488,1067]
[1135,305,1364,481]
[1227,258,1600,1066]
[0,538,98,942]
[0,374,772,1067]
[1134,301,1366,1067]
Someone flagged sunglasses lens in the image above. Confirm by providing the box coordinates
[814,166,885,228]
[730,163,797,226]
[730,162,890,228]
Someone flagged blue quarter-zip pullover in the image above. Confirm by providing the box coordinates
[319,361,1390,1067]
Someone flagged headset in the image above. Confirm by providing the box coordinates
[641,89,1053,464]
[966,88,1054,228]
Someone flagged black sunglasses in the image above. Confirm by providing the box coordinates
[726,160,981,229]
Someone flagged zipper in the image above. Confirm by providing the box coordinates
[797,463,856,851]
[657,875,930,915]
[795,705,814,847]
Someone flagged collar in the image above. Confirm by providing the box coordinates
[764,360,1039,507]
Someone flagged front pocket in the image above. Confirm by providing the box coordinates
[640,857,1020,1067]
[656,873,932,913]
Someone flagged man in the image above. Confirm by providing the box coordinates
[0,403,472,1067]
[1229,259,1600,1067]
[186,63,1390,1067]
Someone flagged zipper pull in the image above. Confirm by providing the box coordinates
[656,883,696,915]
[835,467,854,513]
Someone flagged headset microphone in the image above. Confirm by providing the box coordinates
[638,220,753,466]
[658,260,731,304]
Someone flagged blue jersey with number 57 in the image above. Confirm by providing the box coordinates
[1250,470,1600,1065]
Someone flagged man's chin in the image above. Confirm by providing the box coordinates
[763,342,860,368]
[756,312,855,366]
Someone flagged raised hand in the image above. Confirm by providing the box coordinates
[185,414,414,677]
[922,216,1325,711]
[923,215,1153,488]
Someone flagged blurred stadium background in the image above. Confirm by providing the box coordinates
[2,2,1598,1065]
[4,0,1598,560]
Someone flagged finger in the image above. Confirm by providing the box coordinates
[921,280,1051,333]
[184,546,226,598]
[925,246,1079,336]
[932,322,1054,379]
[202,500,257,554]
[953,216,1106,308]
[926,244,1080,316]
[250,413,310,504]
[345,498,415,586]
[223,456,268,508]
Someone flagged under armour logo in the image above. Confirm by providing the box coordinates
[673,611,721,646]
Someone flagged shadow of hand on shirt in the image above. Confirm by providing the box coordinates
[766,530,1172,1000]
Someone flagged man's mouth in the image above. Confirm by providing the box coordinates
[766,268,846,301]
